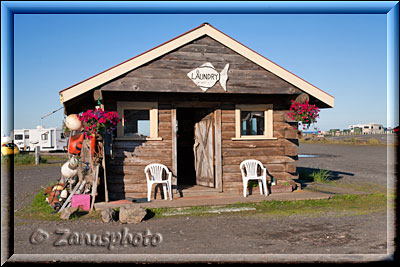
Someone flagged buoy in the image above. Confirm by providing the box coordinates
[52,185,64,191]
[68,134,84,155]
[65,114,82,131]
[60,189,68,199]
[61,161,78,178]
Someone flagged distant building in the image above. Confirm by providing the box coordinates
[302,130,319,137]
[342,129,351,135]
[348,123,384,134]
[329,129,341,136]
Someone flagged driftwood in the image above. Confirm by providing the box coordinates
[294,93,310,104]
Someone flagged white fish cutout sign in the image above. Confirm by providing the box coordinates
[187,63,229,92]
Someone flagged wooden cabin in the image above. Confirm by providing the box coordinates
[60,23,334,200]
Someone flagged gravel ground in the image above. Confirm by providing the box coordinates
[3,143,396,262]
[297,143,396,188]
[13,211,389,255]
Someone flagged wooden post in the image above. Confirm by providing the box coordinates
[90,164,99,212]
[35,146,40,165]
[171,108,178,193]
[102,137,109,203]
[214,109,223,192]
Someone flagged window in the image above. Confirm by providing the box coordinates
[60,133,65,139]
[14,134,23,140]
[364,126,369,129]
[234,104,274,140]
[124,110,150,137]
[117,101,160,140]
[241,111,264,136]
[41,133,48,140]
[25,135,29,139]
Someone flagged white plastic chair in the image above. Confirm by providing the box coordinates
[144,163,172,201]
[240,159,268,197]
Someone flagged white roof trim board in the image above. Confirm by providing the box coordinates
[60,23,334,108]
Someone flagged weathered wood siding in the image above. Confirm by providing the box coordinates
[221,108,298,193]
[100,36,301,95]
[106,108,173,200]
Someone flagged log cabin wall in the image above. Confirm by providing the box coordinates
[220,107,298,193]
[102,92,299,199]
[103,97,173,200]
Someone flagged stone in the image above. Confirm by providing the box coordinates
[119,206,147,224]
[101,208,116,223]
[60,206,79,220]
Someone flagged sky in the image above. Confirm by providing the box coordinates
[6,11,391,136]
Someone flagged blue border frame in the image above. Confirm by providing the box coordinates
[1,1,399,264]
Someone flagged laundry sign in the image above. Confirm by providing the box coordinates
[187,63,229,92]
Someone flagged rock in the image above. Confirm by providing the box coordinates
[119,206,147,224]
[101,208,116,223]
[60,206,79,220]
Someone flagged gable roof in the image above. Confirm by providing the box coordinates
[59,23,334,108]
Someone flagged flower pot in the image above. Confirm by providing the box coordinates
[90,134,96,158]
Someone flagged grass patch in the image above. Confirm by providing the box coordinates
[310,169,332,183]
[146,193,387,219]
[1,153,48,166]
[298,168,332,183]
[15,188,101,222]
[367,138,381,145]
[16,189,61,221]
[1,153,68,166]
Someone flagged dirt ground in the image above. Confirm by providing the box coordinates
[3,143,397,262]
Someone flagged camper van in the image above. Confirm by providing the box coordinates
[12,126,67,152]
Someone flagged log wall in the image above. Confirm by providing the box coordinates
[106,104,299,199]
[220,107,298,193]
[106,108,173,200]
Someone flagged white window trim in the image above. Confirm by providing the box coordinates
[116,101,162,141]
[232,104,276,140]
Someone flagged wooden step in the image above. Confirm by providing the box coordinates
[173,185,219,197]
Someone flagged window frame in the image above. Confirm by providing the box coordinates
[41,133,48,141]
[233,104,275,140]
[14,134,23,140]
[116,101,161,140]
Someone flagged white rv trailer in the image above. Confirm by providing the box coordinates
[12,126,67,152]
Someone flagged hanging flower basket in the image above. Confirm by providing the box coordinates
[286,100,320,130]
[77,108,122,139]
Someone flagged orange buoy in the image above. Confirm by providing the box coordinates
[68,134,84,155]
